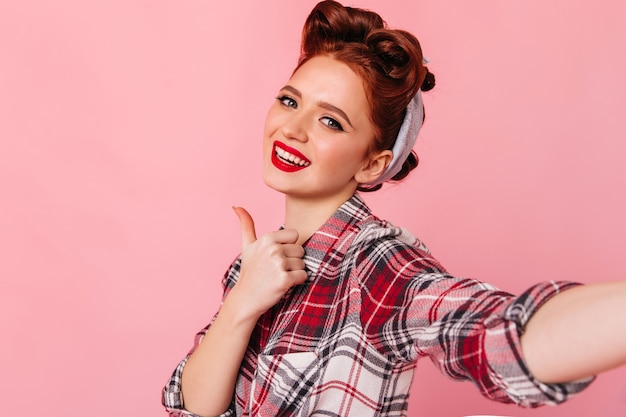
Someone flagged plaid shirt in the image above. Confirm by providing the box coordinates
[162,194,592,416]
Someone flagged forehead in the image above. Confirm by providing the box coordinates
[288,56,370,114]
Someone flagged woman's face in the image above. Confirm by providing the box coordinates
[263,55,378,204]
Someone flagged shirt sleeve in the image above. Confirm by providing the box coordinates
[161,322,236,417]
[356,237,594,408]
[161,258,241,417]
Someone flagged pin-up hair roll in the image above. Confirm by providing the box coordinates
[296,0,436,191]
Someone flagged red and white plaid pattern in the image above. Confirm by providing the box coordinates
[163,194,592,416]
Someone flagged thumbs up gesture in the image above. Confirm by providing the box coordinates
[229,207,308,319]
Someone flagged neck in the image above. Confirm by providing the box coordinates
[283,192,356,246]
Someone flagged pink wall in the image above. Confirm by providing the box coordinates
[1,1,625,416]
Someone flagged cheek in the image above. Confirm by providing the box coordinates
[320,139,366,162]
[318,144,359,173]
[263,105,282,136]
[262,137,273,164]
[262,124,277,158]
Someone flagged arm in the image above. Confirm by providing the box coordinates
[354,234,594,407]
[174,208,307,417]
[180,290,259,416]
[521,279,626,383]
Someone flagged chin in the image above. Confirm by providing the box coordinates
[262,171,287,194]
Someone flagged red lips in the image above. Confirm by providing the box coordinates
[271,141,311,172]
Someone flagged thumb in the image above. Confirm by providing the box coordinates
[232,206,257,247]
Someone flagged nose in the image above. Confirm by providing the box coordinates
[280,110,309,143]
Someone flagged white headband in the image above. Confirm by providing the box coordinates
[365,91,424,187]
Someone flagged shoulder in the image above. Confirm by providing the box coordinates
[349,215,447,280]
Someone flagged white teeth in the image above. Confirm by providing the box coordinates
[275,146,310,167]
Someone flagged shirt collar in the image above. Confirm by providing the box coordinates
[301,194,372,279]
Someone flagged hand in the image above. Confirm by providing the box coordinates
[228,207,307,320]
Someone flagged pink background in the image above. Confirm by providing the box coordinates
[1,1,625,416]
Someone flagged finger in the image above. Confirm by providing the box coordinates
[270,228,300,245]
[288,270,308,286]
[232,206,257,247]
[282,244,305,259]
[284,257,306,272]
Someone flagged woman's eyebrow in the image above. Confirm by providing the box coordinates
[317,102,353,129]
[281,85,302,98]
[281,85,354,129]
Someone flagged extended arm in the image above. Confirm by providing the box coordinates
[521,279,626,383]
[353,229,596,407]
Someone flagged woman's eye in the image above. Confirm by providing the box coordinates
[277,95,297,108]
[321,116,344,131]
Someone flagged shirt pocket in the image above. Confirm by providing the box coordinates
[250,351,320,416]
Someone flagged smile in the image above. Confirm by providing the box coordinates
[272,141,311,172]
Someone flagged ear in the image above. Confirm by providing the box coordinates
[354,150,393,184]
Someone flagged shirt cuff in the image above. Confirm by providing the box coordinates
[162,386,235,417]
[483,280,595,407]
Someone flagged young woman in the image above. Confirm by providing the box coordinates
[162,1,626,416]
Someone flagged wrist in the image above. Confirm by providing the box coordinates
[220,287,264,328]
